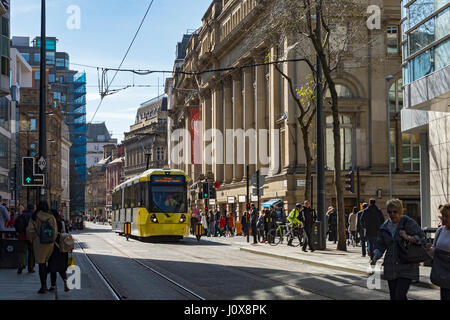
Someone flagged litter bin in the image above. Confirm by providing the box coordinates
[0,237,25,269]
[311,221,326,250]
[423,227,438,267]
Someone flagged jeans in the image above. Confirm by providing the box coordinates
[387,278,412,300]
[367,236,377,260]
[359,233,367,256]
[207,222,215,236]
[17,240,35,271]
[302,227,314,251]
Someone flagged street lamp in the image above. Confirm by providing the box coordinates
[385,74,394,200]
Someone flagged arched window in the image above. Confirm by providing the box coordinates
[325,84,355,98]
[389,78,403,113]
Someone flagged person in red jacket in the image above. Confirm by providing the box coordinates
[227,213,234,237]
[219,214,226,237]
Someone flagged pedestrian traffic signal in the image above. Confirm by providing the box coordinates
[202,182,210,199]
[209,183,216,199]
[22,157,44,187]
[345,170,355,193]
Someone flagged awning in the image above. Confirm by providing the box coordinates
[262,199,283,208]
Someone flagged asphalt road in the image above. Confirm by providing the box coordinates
[62,222,439,300]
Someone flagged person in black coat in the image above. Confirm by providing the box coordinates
[250,204,258,244]
[47,210,70,292]
[357,203,369,257]
[301,200,316,252]
[326,206,338,243]
[361,198,386,261]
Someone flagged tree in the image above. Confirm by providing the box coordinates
[257,0,368,251]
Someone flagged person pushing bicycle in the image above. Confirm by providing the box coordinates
[287,203,303,246]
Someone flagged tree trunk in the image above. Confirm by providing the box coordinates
[301,125,312,201]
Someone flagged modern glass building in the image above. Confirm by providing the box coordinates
[11,36,87,214]
[401,0,450,228]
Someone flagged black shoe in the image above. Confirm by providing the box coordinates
[310,249,315,252]
[48,286,56,292]
[37,288,46,294]
[17,268,23,274]
[302,248,308,252]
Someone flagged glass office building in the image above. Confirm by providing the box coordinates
[401,0,450,228]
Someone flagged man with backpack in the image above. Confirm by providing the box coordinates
[361,198,385,261]
[14,204,35,274]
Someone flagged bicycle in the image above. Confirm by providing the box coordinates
[267,222,304,247]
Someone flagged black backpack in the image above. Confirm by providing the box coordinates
[39,220,55,244]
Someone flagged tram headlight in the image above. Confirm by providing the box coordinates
[150,214,159,223]
[179,214,186,223]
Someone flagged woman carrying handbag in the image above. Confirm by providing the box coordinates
[372,199,427,300]
[427,203,450,300]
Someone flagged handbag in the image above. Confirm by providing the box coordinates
[396,218,431,264]
[430,227,450,288]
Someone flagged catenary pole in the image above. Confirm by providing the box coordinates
[39,0,47,202]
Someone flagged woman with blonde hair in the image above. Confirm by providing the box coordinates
[372,199,426,300]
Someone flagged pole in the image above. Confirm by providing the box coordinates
[386,75,393,199]
[14,164,17,210]
[246,165,249,243]
[315,7,326,249]
[357,166,360,208]
[38,0,47,202]
[256,170,260,210]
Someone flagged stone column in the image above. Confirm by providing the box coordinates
[185,109,192,177]
[283,39,297,170]
[243,65,256,180]
[223,78,233,184]
[255,56,268,173]
[202,90,213,176]
[269,46,281,176]
[212,82,224,183]
[232,71,244,182]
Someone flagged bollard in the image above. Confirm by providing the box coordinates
[124,222,132,241]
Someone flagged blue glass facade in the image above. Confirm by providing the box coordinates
[402,0,450,84]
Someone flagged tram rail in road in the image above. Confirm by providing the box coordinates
[75,237,206,300]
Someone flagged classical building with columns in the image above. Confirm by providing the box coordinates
[167,0,423,223]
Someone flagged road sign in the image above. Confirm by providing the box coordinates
[227,196,235,204]
[238,195,246,203]
[22,157,45,187]
[38,156,46,171]
[251,195,258,202]
[252,173,265,187]
[209,199,216,205]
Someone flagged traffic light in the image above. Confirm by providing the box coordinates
[345,170,355,193]
[202,182,210,199]
[209,183,216,199]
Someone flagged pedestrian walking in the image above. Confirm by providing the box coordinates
[26,200,58,294]
[372,199,426,300]
[219,214,226,237]
[300,200,316,252]
[361,198,385,261]
[250,204,258,244]
[227,213,234,236]
[263,209,272,242]
[47,209,70,292]
[201,211,208,236]
[348,207,358,247]
[427,203,450,300]
[191,206,200,235]
[326,206,337,243]
[269,206,278,232]
[0,195,10,234]
[357,203,368,255]
[214,208,221,237]
[14,204,35,274]
[241,211,248,237]
[207,210,215,237]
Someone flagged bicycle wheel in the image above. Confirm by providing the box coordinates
[287,231,302,247]
[267,228,281,246]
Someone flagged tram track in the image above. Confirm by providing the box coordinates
[75,236,205,300]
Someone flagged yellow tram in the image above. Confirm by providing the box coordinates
[111,168,191,239]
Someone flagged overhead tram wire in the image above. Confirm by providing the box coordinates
[88,0,155,125]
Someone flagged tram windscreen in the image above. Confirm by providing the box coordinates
[151,185,187,213]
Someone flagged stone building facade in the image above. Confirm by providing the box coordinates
[167,0,423,223]
[123,95,168,179]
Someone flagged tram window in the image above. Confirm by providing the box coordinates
[139,182,148,209]
[124,186,131,208]
[130,184,135,208]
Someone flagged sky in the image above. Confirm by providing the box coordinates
[11,0,212,143]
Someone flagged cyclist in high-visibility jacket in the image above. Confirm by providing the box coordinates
[287,203,303,246]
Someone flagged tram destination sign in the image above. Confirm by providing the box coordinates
[150,175,185,184]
